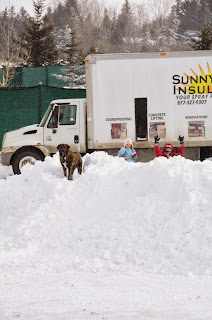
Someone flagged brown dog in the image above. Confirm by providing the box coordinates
[57,144,82,180]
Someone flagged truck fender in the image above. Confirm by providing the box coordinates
[10,145,50,174]
[10,145,50,165]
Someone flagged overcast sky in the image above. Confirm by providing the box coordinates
[0,0,149,15]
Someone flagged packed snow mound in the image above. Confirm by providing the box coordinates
[0,152,212,276]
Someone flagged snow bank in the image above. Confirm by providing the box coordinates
[0,163,13,179]
[0,152,212,276]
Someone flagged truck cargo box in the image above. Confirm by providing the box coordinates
[85,51,212,150]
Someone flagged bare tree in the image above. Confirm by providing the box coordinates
[0,8,22,87]
[145,0,175,50]
[76,0,119,53]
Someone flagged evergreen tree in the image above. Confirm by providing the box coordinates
[198,0,212,24]
[109,10,124,50]
[190,21,212,50]
[62,30,85,87]
[18,0,58,67]
[204,0,212,13]
[165,4,180,44]
[118,0,141,52]
[178,0,201,35]
[64,0,78,17]
[52,3,66,28]
[140,22,153,52]
[54,25,72,63]
[117,0,134,39]
[15,7,30,33]
[76,9,95,54]
[100,9,112,43]
[64,0,79,29]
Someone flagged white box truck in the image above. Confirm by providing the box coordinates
[1,50,212,173]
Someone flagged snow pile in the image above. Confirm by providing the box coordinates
[0,152,212,276]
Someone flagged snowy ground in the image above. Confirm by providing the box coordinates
[0,152,212,320]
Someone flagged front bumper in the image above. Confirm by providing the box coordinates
[1,152,13,166]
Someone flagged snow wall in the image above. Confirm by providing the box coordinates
[0,152,212,276]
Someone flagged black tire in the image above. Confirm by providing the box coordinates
[12,149,45,175]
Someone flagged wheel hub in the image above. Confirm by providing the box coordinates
[19,156,36,170]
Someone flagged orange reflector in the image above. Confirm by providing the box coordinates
[37,143,41,145]
[160,53,166,56]
[85,60,88,63]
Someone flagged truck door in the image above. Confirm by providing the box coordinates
[135,98,148,140]
[44,103,80,153]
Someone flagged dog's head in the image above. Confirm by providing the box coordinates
[57,144,70,157]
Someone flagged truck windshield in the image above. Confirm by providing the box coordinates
[40,104,52,127]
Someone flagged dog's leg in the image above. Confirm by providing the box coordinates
[77,162,82,175]
[68,167,74,180]
[62,165,67,177]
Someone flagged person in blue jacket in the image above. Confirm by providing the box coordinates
[118,139,137,162]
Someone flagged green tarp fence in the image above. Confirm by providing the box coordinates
[22,66,70,87]
[12,67,23,87]
[0,66,70,88]
[0,85,86,149]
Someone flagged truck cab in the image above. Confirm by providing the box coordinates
[1,99,86,174]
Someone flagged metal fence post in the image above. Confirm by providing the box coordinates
[46,66,48,86]
[38,82,42,122]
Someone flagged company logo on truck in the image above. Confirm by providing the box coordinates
[173,63,212,95]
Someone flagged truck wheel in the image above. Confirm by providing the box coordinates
[12,150,45,175]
